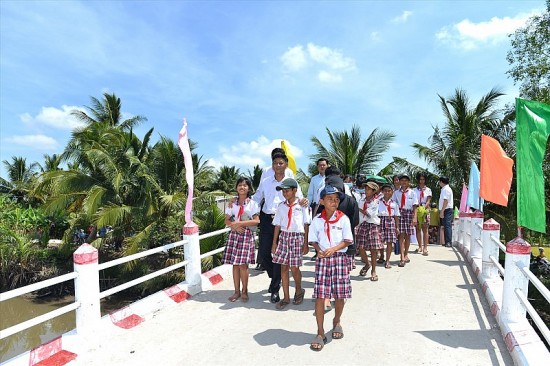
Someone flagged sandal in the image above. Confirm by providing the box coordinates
[276,299,290,310]
[359,265,369,276]
[376,258,385,264]
[398,261,405,267]
[405,258,411,263]
[310,335,327,351]
[414,248,420,253]
[385,261,392,269]
[422,251,429,256]
[293,289,305,305]
[370,274,379,281]
[332,324,344,339]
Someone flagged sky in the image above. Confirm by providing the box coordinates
[0,0,545,180]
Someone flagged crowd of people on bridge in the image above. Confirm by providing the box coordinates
[221,148,454,351]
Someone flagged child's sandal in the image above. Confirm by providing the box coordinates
[359,265,369,276]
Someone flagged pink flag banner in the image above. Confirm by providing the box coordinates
[178,119,198,231]
[459,183,469,213]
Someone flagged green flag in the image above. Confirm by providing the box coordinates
[516,98,550,233]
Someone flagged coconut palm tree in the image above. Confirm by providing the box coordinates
[0,156,40,203]
[310,125,396,175]
[246,165,263,190]
[410,87,506,187]
[212,166,241,193]
[71,92,146,130]
[40,154,62,172]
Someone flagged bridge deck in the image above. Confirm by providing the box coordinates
[78,245,512,365]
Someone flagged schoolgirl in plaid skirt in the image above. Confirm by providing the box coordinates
[223,177,260,303]
[392,174,418,267]
[378,184,401,268]
[356,181,382,280]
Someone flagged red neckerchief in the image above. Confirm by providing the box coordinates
[237,197,249,220]
[383,198,392,216]
[401,188,408,209]
[363,196,373,212]
[419,187,424,204]
[321,209,344,244]
[284,200,298,230]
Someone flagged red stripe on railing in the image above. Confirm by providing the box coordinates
[203,270,223,285]
[164,285,191,303]
[29,337,77,366]
[109,306,144,329]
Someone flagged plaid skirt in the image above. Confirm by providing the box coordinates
[356,222,384,250]
[380,216,397,243]
[313,252,352,299]
[399,209,415,235]
[222,229,256,265]
[272,231,304,267]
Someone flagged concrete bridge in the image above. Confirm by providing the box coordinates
[62,246,513,365]
[2,217,549,366]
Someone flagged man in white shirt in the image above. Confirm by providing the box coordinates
[253,153,306,303]
[438,176,454,247]
[307,158,329,213]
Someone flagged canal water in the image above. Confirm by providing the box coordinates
[0,296,75,363]
[0,293,136,362]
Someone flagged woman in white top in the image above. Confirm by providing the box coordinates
[414,172,432,256]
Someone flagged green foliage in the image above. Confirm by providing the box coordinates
[506,1,550,104]
[310,125,396,175]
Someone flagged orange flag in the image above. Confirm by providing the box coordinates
[479,134,514,206]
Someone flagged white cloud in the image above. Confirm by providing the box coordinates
[392,10,413,24]
[20,105,86,130]
[4,134,59,150]
[436,11,535,50]
[370,31,381,42]
[281,45,307,71]
[280,43,356,82]
[214,136,304,170]
[306,43,356,71]
[318,71,342,83]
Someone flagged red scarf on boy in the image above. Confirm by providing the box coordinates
[321,209,345,244]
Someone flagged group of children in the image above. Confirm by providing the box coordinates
[221,166,434,352]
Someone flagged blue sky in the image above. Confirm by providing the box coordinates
[0,0,544,179]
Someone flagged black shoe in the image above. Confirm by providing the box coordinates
[255,264,265,271]
[445,243,452,247]
[270,292,280,303]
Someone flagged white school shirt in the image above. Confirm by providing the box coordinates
[252,175,304,215]
[225,198,260,222]
[358,196,381,224]
[439,184,454,210]
[392,188,418,211]
[308,211,353,253]
[272,200,311,233]
[378,198,401,217]
[414,186,432,206]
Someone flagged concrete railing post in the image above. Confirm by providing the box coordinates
[452,216,459,245]
[481,218,501,280]
[73,243,101,341]
[463,213,472,253]
[183,225,201,293]
[458,212,466,248]
[501,235,531,323]
[470,211,484,259]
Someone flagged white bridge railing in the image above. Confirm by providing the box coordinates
[0,227,230,343]
[453,212,550,365]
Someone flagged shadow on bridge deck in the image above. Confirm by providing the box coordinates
[77,244,513,366]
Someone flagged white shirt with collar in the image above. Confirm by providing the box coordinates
[308,211,353,253]
[414,186,432,206]
[358,196,380,224]
[272,200,311,233]
[378,198,401,217]
[392,188,418,211]
[439,184,454,210]
[252,175,304,215]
